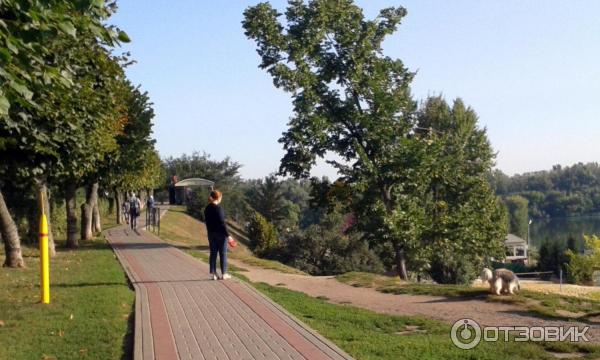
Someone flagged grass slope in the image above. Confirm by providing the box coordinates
[0,238,134,360]
[160,207,304,274]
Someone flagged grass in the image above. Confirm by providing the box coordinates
[338,272,600,323]
[253,282,600,360]
[0,237,134,360]
[159,207,304,274]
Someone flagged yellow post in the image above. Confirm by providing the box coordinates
[39,191,50,304]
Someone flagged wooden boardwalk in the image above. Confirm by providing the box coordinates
[105,211,353,360]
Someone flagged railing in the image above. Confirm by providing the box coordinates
[514,270,563,291]
[145,207,161,235]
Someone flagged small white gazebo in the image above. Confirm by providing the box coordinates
[505,233,529,264]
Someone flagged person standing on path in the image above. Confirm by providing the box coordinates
[129,193,141,230]
[204,190,233,280]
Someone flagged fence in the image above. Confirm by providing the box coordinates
[145,207,160,235]
[514,270,564,290]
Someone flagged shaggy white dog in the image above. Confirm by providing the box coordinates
[481,268,521,295]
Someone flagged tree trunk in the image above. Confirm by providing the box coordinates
[38,182,56,257]
[92,197,101,234]
[395,245,409,280]
[80,182,98,241]
[0,187,25,267]
[65,182,78,248]
[115,189,123,225]
[108,196,114,215]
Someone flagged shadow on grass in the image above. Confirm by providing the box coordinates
[121,304,135,360]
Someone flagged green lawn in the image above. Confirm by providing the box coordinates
[255,282,600,360]
[0,238,134,360]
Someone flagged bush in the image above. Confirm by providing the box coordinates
[282,211,383,276]
[429,254,478,285]
[565,250,595,285]
[246,212,280,258]
[564,235,600,285]
[537,240,568,276]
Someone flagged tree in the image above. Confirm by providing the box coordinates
[244,0,421,279]
[0,0,128,264]
[163,152,244,220]
[247,175,288,225]
[565,235,600,285]
[283,209,383,275]
[503,195,529,239]
[246,211,280,258]
[416,97,507,284]
[102,84,158,225]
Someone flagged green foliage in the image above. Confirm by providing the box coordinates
[246,175,288,224]
[163,152,246,219]
[504,195,529,238]
[282,210,383,275]
[493,163,600,218]
[415,97,507,284]
[244,1,505,281]
[565,235,600,285]
[538,240,568,276]
[246,211,280,258]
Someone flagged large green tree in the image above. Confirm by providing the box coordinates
[244,0,424,279]
[0,0,128,265]
[416,97,507,284]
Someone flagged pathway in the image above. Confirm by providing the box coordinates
[105,212,352,360]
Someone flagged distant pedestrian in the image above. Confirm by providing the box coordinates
[129,193,141,230]
[122,201,130,224]
[147,195,156,225]
[204,190,234,280]
[147,195,155,210]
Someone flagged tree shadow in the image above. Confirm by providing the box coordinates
[121,303,135,360]
[173,244,209,252]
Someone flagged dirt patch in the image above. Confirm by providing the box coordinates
[228,258,600,344]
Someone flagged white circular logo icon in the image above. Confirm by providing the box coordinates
[451,318,482,350]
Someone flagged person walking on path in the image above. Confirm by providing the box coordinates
[129,193,141,230]
[204,190,233,280]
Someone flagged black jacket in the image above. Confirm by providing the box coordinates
[204,203,229,236]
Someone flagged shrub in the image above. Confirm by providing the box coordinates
[282,211,383,276]
[537,240,568,276]
[565,250,595,285]
[246,212,280,258]
[564,235,600,285]
[429,254,478,285]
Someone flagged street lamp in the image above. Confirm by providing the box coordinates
[527,219,532,265]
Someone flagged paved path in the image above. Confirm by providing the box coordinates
[105,211,352,360]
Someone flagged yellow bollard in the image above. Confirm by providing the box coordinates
[39,194,50,304]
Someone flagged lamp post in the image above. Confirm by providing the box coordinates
[527,219,532,265]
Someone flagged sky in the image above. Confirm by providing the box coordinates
[110,1,600,180]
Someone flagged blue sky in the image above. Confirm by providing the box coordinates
[110,1,600,179]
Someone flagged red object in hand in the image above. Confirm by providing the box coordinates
[228,237,237,248]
